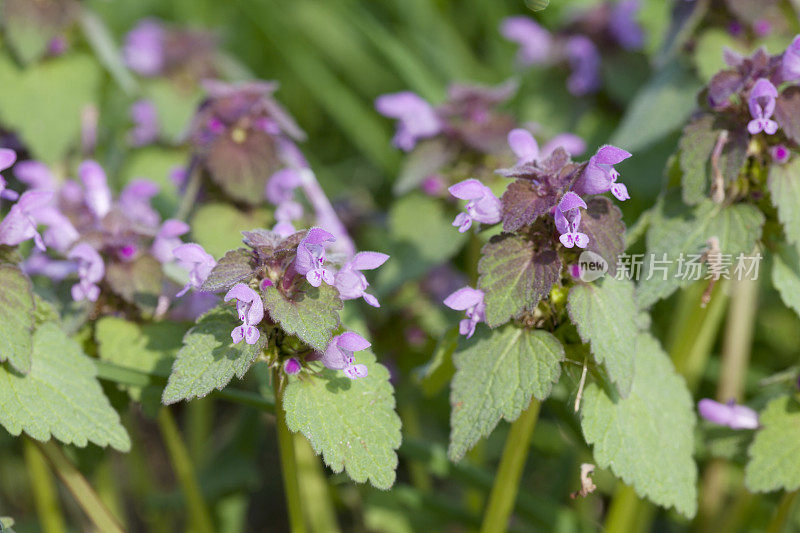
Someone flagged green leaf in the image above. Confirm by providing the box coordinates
[693,29,745,83]
[105,254,164,315]
[144,80,203,143]
[610,62,702,153]
[283,351,401,489]
[0,54,100,164]
[119,147,187,218]
[568,278,639,397]
[637,200,765,308]
[393,139,455,195]
[190,203,272,259]
[772,248,800,319]
[0,323,130,451]
[448,326,563,461]
[0,265,34,374]
[375,194,468,294]
[768,157,800,250]
[162,307,266,404]
[262,284,342,351]
[744,395,800,493]
[200,249,256,293]
[477,233,560,328]
[581,332,697,517]
[95,318,186,401]
[679,114,750,205]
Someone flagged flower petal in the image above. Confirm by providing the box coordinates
[336,331,371,352]
[507,128,539,164]
[443,286,483,311]
[349,251,389,271]
[448,179,489,200]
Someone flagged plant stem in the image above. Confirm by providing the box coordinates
[35,440,125,533]
[766,490,799,533]
[187,399,213,466]
[479,399,541,533]
[294,433,341,533]
[697,276,760,525]
[273,368,308,533]
[175,158,202,222]
[604,485,645,533]
[157,407,214,533]
[23,439,66,533]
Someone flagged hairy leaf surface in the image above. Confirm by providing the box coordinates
[744,395,800,493]
[0,265,34,374]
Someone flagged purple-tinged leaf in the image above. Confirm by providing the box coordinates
[200,248,255,293]
[774,86,800,144]
[205,129,282,205]
[106,254,163,314]
[579,197,626,276]
[477,232,561,327]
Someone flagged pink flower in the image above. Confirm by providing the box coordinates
[375,92,442,151]
[294,228,336,287]
[224,283,264,345]
[68,243,104,302]
[320,332,370,379]
[173,243,216,297]
[574,145,632,201]
[334,252,389,307]
[747,78,779,135]
[448,179,502,232]
[698,399,759,430]
[444,287,486,339]
[152,219,190,263]
[499,16,553,66]
[0,190,53,251]
[554,192,588,249]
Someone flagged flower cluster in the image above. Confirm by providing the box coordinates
[0,153,191,309]
[175,227,389,379]
[123,18,218,80]
[444,129,631,338]
[501,0,644,96]
[704,38,800,166]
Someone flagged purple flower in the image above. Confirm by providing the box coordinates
[152,219,190,263]
[770,144,790,164]
[443,287,486,339]
[123,19,165,77]
[224,283,264,345]
[14,159,56,190]
[284,357,301,375]
[698,399,759,430]
[554,192,589,249]
[173,243,216,297]
[753,19,772,38]
[574,145,632,200]
[375,92,442,151]
[0,149,19,203]
[265,168,302,205]
[273,200,303,238]
[747,78,779,135]
[508,128,586,165]
[79,160,112,219]
[499,16,553,66]
[421,175,446,196]
[565,36,601,96]
[68,243,104,302]
[129,100,159,146]
[334,252,389,307]
[609,0,644,51]
[22,251,75,280]
[0,190,53,251]
[508,128,540,165]
[33,206,79,253]
[448,179,502,232]
[294,228,336,287]
[781,35,800,83]
[320,332,369,379]
[119,179,161,228]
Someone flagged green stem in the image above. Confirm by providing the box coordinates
[273,368,308,533]
[479,399,541,533]
[23,439,66,533]
[294,433,340,533]
[604,485,645,533]
[157,407,214,533]
[766,490,799,533]
[35,440,125,533]
[187,399,213,466]
[716,276,759,402]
